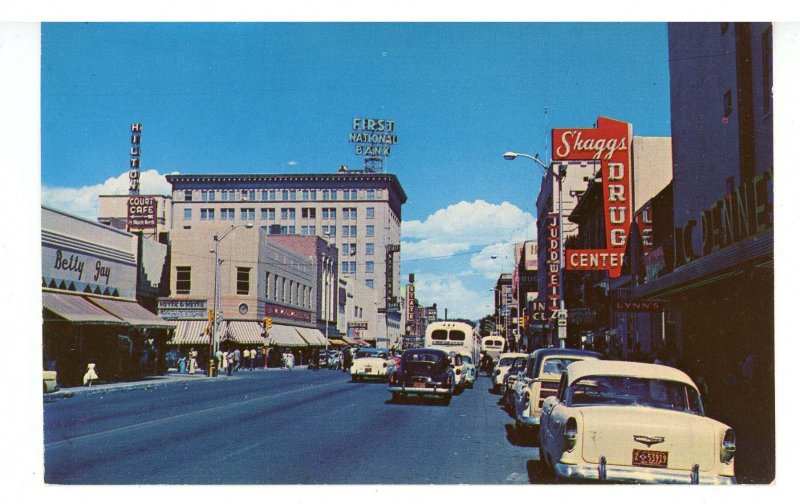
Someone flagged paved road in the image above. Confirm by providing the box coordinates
[44,369,548,484]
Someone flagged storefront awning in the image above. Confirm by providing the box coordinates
[43,291,126,325]
[88,296,175,329]
[341,336,356,345]
[353,338,369,346]
[221,321,266,346]
[328,338,346,346]
[169,320,210,346]
[266,324,308,348]
[295,327,327,346]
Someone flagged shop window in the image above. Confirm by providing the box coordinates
[176,267,191,294]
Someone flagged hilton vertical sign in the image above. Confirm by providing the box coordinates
[552,117,633,278]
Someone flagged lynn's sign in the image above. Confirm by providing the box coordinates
[553,117,633,278]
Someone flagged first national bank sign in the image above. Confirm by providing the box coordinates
[349,118,397,157]
[553,117,633,279]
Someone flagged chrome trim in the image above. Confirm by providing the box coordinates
[387,385,450,397]
[554,462,736,485]
[691,464,700,484]
[599,456,607,480]
[634,435,666,447]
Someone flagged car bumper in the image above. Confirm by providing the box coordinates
[352,370,386,379]
[554,462,736,485]
[388,385,451,397]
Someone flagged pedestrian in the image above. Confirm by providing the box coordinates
[249,348,256,371]
[234,348,241,372]
[83,362,98,386]
[221,350,228,373]
[189,348,198,374]
[215,350,224,374]
[178,355,187,374]
[227,352,234,376]
[284,351,294,370]
[243,348,250,370]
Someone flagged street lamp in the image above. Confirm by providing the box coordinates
[504,150,566,349]
[211,223,254,363]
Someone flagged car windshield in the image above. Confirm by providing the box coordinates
[568,375,704,415]
[404,352,444,364]
[498,357,516,367]
[461,356,472,365]
[355,350,387,359]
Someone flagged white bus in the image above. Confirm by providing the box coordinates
[423,321,481,367]
[481,333,506,362]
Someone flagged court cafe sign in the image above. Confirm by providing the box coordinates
[553,117,633,279]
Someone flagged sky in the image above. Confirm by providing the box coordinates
[39,22,673,321]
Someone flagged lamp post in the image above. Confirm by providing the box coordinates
[211,223,254,361]
[504,151,566,349]
[323,233,332,355]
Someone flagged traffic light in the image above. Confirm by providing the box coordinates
[263,316,272,329]
[208,309,215,324]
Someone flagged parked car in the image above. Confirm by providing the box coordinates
[538,360,736,484]
[500,355,528,410]
[350,348,391,382]
[492,352,527,393]
[512,348,603,436]
[43,370,58,393]
[458,352,476,389]
[326,350,342,369]
[449,352,467,391]
[387,348,456,405]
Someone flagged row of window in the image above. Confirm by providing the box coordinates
[189,208,377,237]
[188,188,383,202]
[175,266,316,308]
[191,207,375,221]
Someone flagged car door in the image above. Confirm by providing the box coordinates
[541,372,569,452]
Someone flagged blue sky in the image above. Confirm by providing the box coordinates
[40,22,672,320]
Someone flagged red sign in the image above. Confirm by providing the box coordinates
[635,201,654,254]
[127,196,157,230]
[553,117,633,278]
[566,249,625,270]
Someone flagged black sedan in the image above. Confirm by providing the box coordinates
[387,348,456,405]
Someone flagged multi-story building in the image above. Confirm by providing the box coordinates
[512,241,539,350]
[165,170,407,339]
[493,273,514,349]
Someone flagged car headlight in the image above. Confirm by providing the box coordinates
[720,428,736,463]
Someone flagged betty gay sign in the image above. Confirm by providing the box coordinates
[552,117,633,278]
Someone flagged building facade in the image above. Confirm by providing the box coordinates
[42,206,173,386]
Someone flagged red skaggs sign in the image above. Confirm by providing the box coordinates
[553,117,633,278]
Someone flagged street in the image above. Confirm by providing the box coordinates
[43,369,549,484]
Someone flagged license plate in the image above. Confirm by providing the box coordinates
[632,449,668,468]
[414,381,426,388]
[365,368,372,373]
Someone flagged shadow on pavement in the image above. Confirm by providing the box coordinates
[526,459,556,484]
[504,423,538,447]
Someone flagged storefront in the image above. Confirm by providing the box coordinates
[42,206,173,386]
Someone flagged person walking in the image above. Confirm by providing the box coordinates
[249,349,256,371]
[233,348,241,372]
[284,351,294,370]
[227,352,234,376]
[189,348,198,374]
[83,362,98,386]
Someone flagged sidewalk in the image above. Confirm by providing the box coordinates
[45,366,310,399]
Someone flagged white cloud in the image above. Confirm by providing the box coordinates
[41,169,172,220]
[413,274,495,321]
[287,160,298,166]
[401,200,536,261]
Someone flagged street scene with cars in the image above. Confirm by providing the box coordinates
[30,20,778,487]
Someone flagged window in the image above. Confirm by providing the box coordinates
[366,207,375,219]
[350,225,357,236]
[265,272,271,300]
[280,225,288,234]
[350,189,358,200]
[366,261,374,273]
[309,225,316,235]
[282,190,289,200]
[342,262,349,273]
[341,244,349,256]
[241,208,255,220]
[273,275,279,300]
[366,243,374,255]
[329,208,336,220]
[349,243,356,255]
[183,208,192,220]
[261,208,275,220]
[366,225,374,237]
[289,190,297,201]
[328,226,336,237]
[288,225,295,234]
[322,189,329,200]
[762,25,773,115]
[208,191,215,201]
[367,189,375,199]
[724,89,733,119]
[366,279,374,289]
[200,208,215,221]
[176,267,191,294]
[302,208,316,219]
[342,226,350,238]
[221,208,234,221]
[302,190,309,201]
[376,189,383,199]
[237,267,250,295]
[201,190,208,201]
[221,190,229,202]
[301,226,309,235]
[248,190,255,201]
[322,208,329,220]
[343,190,350,201]
[330,190,337,201]
[269,189,276,201]
[184,190,193,201]
[349,261,356,273]
[310,190,317,201]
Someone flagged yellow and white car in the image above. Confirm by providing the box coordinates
[350,348,391,382]
[43,370,58,393]
[539,360,736,484]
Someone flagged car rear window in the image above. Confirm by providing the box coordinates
[568,375,704,415]
[403,351,444,364]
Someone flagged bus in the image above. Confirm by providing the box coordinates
[481,332,506,363]
[423,321,481,368]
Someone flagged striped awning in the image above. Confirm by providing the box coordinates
[169,320,210,346]
[295,327,327,346]
[266,324,308,348]
[88,296,175,329]
[43,291,126,325]
[221,321,266,345]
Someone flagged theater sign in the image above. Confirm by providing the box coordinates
[553,117,633,278]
